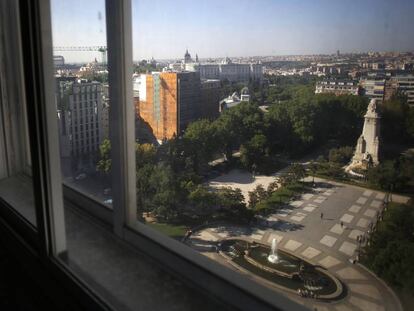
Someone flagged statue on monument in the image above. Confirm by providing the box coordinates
[346,99,381,172]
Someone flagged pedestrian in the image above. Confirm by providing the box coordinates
[340,221,344,228]
[320,212,323,219]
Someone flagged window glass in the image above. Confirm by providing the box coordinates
[52,1,110,197]
[131,1,414,310]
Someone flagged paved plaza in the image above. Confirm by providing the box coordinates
[188,176,410,311]
[208,169,286,202]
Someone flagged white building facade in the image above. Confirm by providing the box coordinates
[315,80,359,95]
[392,75,414,107]
[179,52,263,83]
[359,79,385,102]
[57,80,104,166]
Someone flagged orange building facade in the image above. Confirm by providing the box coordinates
[138,72,179,140]
[137,71,204,141]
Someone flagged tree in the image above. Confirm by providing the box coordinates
[279,172,294,187]
[328,146,354,164]
[188,185,218,217]
[184,119,218,173]
[97,139,111,174]
[362,203,414,293]
[265,103,294,153]
[213,102,264,160]
[247,184,268,208]
[367,157,412,192]
[266,180,279,194]
[240,134,268,172]
[248,190,259,208]
[381,95,410,143]
[136,164,155,214]
[217,187,250,221]
[308,160,317,185]
[289,163,306,183]
[149,164,184,221]
[136,143,156,168]
[406,108,414,141]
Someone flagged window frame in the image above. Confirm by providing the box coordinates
[1,0,308,310]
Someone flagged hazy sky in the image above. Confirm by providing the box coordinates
[51,0,414,63]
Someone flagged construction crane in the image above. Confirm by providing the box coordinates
[53,46,107,64]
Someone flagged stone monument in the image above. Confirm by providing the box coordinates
[347,99,381,171]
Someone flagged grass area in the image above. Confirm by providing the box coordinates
[147,222,188,239]
[255,182,309,213]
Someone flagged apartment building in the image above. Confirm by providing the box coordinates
[137,71,202,140]
[315,80,360,95]
[56,78,104,172]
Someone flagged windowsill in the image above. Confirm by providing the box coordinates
[0,174,37,226]
[0,180,228,310]
[62,201,228,311]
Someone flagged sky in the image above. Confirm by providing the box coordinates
[51,0,414,63]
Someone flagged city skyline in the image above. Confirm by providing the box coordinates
[51,0,414,62]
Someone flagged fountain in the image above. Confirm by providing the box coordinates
[219,238,344,300]
[267,238,279,263]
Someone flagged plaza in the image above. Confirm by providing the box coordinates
[189,173,410,311]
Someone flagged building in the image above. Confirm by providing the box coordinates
[384,78,399,101]
[184,49,193,63]
[53,55,65,67]
[56,78,104,172]
[240,86,250,102]
[347,99,381,171]
[185,63,220,80]
[180,50,263,83]
[359,78,385,101]
[137,71,202,141]
[219,57,251,83]
[315,80,360,96]
[219,87,250,111]
[101,84,110,141]
[361,62,385,70]
[220,92,242,111]
[200,79,220,119]
[392,75,414,107]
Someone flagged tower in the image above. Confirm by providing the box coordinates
[184,49,192,63]
[348,99,381,170]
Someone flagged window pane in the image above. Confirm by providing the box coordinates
[52,1,111,205]
[49,1,226,310]
[131,1,414,310]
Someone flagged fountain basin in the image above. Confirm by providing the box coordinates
[219,239,344,300]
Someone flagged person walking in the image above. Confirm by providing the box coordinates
[320,212,324,219]
[340,221,344,228]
